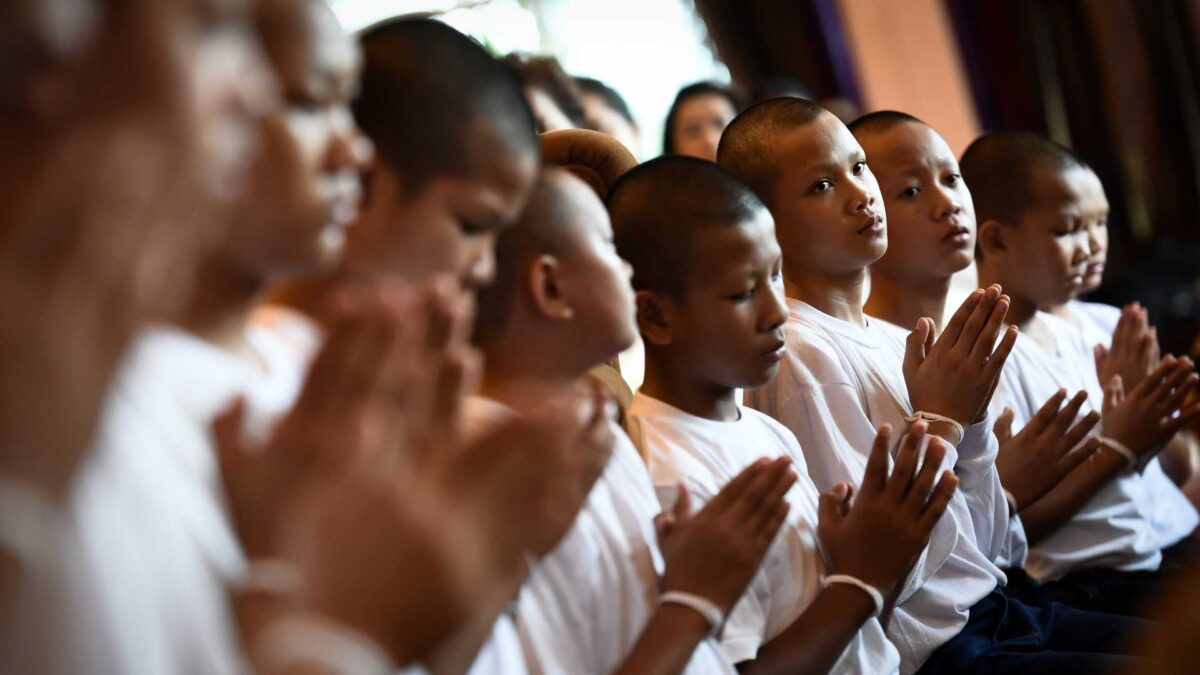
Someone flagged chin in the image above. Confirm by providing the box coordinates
[743,362,781,389]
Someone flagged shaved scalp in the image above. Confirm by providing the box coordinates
[354,18,538,195]
[847,110,926,138]
[473,168,596,345]
[959,130,1090,225]
[609,156,766,298]
[715,96,827,206]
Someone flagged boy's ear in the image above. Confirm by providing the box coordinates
[977,218,1009,259]
[528,253,573,321]
[636,290,674,346]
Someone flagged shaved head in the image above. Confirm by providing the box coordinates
[609,156,767,298]
[959,130,1090,226]
[473,167,606,344]
[354,18,538,196]
[715,96,827,207]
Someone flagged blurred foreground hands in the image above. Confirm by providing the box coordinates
[213,276,613,669]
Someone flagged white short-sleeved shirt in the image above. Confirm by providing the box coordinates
[990,310,1163,581]
[745,299,1007,675]
[464,396,734,675]
[625,393,900,674]
[1062,300,1199,550]
[70,322,310,675]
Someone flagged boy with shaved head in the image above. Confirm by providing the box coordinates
[471,166,797,674]
[963,130,1200,616]
[848,111,1105,580]
[720,97,1148,673]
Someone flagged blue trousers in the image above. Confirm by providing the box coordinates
[1003,536,1197,618]
[915,589,1150,674]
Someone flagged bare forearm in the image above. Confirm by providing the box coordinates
[1021,449,1128,545]
[614,604,711,675]
[737,585,875,675]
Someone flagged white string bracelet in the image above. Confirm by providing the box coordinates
[1002,488,1019,516]
[1099,436,1137,467]
[659,591,725,637]
[903,411,964,446]
[820,574,884,618]
[236,558,305,596]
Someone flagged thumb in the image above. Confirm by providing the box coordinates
[993,407,1014,445]
[904,319,931,378]
[818,483,851,525]
[1094,345,1108,381]
[672,482,692,523]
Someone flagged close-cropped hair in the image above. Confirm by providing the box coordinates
[959,130,1091,226]
[662,81,744,155]
[472,168,583,346]
[576,76,635,126]
[609,156,766,298]
[715,96,826,207]
[354,18,538,196]
[847,110,926,137]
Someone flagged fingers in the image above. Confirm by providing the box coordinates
[1060,435,1101,474]
[886,421,926,500]
[968,292,1010,363]
[984,324,1019,380]
[672,483,693,522]
[993,407,1015,445]
[1130,356,1178,399]
[906,437,948,512]
[918,471,958,530]
[1094,344,1108,382]
[710,456,777,509]
[1160,372,1199,416]
[903,320,932,378]
[749,460,798,531]
[862,424,893,495]
[1028,389,1069,434]
[1058,411,1101,456]
[939,288,985,350]
[818,483,852,526]
[1104,375,1125,413]
[1050,390,1089,438]
[954,285,1001,355]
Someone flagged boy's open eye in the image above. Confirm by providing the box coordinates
[945,173,961,187]
[900,186,920,199]
[852,161,867,176]
[812,179,833,193]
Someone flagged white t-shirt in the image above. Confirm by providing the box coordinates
[991,310,1163,581]
[464,396,735,675]
[1063,300,1199,550]
[625,393,900,674]
[70,322,310,675]
[745,299,1006,675]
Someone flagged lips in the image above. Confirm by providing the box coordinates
[761,338,787,361]
[943,224,971,246]
[1085,262,1105,278]
[857,212,884,235]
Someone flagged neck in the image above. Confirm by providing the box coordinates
[865,271,951,331]
[783,268,867,326]
[977,264,1039,328]
[478,334,594,413]
[639,349,740,422]
[177,258,265,369]
[265,267,352,325]
[479,358,588,414]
